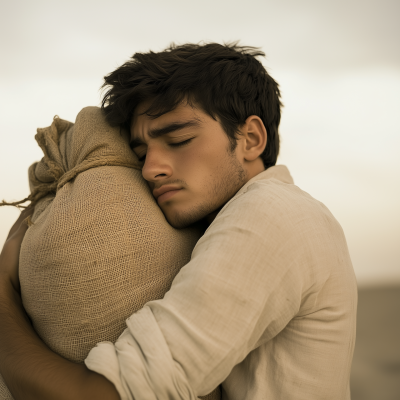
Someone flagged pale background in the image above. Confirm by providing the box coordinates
[1,0,399,287]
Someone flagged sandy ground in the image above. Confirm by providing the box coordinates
[350,286,400,400]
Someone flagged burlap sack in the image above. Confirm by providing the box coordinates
[0,107,221,400]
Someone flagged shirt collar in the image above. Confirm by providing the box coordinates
[247,164,293,186]
[236,164,294,197]
[215,165,294,218]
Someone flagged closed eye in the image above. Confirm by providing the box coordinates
[169,138,193,148]
[137,138,194,162]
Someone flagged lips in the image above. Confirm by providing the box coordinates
[153,185,182,200]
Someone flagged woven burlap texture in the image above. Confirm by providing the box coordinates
[0,107,220,400]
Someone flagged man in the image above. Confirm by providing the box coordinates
[0,43,357,399]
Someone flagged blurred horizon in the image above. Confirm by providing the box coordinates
[1,0,399,287]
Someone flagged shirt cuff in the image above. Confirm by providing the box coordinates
[85,306,197,400]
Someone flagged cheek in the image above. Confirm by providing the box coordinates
[173,136,230,186]
[173,146,210,174]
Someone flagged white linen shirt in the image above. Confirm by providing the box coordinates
[85,165,357,400]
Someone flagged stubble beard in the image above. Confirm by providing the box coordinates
[167,150,248,229]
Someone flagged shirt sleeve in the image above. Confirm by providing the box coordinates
[85,180,331,399]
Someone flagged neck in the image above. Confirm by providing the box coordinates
[205,160,265,226]
[245,158,265,182]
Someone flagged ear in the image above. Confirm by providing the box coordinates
[239,115,267,162]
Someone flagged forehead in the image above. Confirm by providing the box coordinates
[130,101,203,140]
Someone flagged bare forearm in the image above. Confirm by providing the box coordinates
[0,278,120,400]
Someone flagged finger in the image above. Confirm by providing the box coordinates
[0,237,22,292]
[21,208,34,227]
[6,205,34,241]
[20,205,34,219]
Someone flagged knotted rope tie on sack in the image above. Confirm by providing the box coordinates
[1,116,142,226]
[0,124,64,227]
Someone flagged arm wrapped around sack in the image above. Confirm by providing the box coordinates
[0,107,221,400]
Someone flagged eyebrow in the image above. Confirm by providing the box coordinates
[130,120,202,148]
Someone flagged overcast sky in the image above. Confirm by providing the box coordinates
[1,0,399,286]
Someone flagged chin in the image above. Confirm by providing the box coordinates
[164,213,198,229]
[163,203,212,229]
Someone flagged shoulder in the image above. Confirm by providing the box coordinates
[194,174,356,316]
[220,177,342,237]
[209,176,350,280]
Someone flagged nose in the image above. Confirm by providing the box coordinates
[141,145,173,183]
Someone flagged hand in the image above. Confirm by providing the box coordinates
[0,206,34,292]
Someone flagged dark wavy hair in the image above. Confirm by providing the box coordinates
[101,42,282,168]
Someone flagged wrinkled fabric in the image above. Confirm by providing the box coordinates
[86,165,357,400]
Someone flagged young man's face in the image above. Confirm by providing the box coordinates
[130,102,252,228]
